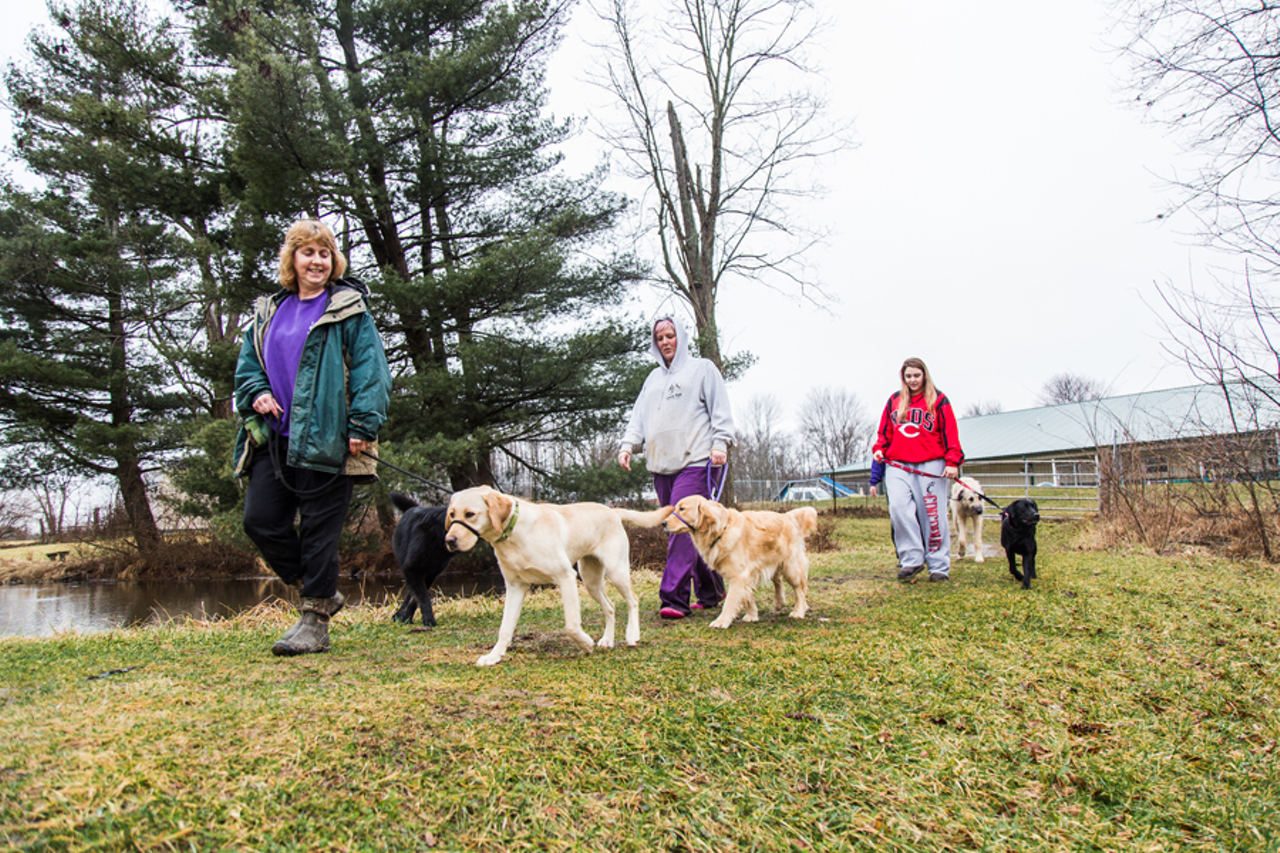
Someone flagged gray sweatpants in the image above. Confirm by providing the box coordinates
[885,459,951,576]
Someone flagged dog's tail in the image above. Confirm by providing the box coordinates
[786,506,819,538]
[390,493,419,514]
[614,506,674,528]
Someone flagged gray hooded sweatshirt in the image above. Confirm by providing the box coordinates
[619,317,736,475]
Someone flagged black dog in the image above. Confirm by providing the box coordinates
[1000,498,1041,589]
[390,493,456,626]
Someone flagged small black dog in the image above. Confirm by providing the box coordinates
[390,493,456,626]
[1000,498,1041,589]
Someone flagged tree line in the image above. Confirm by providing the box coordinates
[0,0,846,558]
[0,0,650,558]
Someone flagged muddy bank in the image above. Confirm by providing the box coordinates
[0,558,72,585]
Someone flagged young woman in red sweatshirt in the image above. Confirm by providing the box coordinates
[871,357,964,581]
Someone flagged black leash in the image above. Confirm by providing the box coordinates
[266,429,344,497]
[366,454,454,499]
[263,426,455,501]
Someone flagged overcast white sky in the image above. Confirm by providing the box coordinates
[549,0,1217,431]
[2,0,1218,434]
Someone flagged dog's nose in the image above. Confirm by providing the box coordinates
[445,536,458,552]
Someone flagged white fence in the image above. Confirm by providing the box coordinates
[947,457,1100,520]
[740,457,1101,520]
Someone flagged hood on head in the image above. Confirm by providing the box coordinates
[649,315,691,371]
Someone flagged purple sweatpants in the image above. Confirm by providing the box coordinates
[653,464,726,614]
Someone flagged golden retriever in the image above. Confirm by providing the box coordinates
[444,485,671,666]
[950,476,986,562]
[664,495,817,629]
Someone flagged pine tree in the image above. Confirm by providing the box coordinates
[200,0,650,490]
[0,0,261,552]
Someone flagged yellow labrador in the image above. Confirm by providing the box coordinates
[664,495,817,629]
[950,476,986,562]
[444,486,671,666]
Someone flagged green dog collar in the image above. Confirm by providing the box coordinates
[494,501,520,543]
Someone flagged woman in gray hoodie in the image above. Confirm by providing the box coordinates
[618,317,736,618]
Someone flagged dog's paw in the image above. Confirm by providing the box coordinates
[708,617,732,629]
[742,613,760,623]
[476,652,504,667]
[975,554,985,564]
[596,635,615,650]
[789,607,808,619]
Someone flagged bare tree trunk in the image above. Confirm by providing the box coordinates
[118,460,163,556]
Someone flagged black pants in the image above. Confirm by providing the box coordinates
[243,433,353,600]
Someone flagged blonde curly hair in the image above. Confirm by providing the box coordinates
[277,219,348,292]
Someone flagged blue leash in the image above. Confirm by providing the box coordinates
[707,460,727,503]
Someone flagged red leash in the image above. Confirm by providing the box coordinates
[884,459,948,479]
[884,460,1003,511]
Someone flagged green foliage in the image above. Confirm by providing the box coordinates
[166,418,242,520]
[2,0,655,528]
[540,456,652,503]
[0,186,189,474]
[1,0,285,546]
[198,0,651,488]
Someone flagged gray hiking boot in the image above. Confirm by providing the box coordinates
[273,590,344,648]
[314,590,345,617]
[928,572,950,582]
[897,565,924,581]
[271,595,342,656]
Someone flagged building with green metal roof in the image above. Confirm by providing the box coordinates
[827,379,1279,516]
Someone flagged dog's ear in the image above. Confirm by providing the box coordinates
[677,497,700,530]
[483,490,514,534]
[700,498,724,534]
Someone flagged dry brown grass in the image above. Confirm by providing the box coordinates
[1086,501,1280,562]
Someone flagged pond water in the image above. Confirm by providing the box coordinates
[0,572,503,638]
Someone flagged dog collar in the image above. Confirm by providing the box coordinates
[494,501,519,543]
[672,509,722,550]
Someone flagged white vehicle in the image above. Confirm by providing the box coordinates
[783,486,831,502]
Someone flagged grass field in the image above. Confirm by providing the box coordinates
[1,516,1278,852]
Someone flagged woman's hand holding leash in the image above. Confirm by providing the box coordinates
[349,438,370,456]
[944,465,958,480]
[253,393,283,419]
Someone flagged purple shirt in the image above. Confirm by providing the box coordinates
[263,291,330,436]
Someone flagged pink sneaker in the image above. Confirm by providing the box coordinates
[659,607,686,620]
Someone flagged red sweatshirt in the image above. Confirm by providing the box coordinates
[872,391,964,466]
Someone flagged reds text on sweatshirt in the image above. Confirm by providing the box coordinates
[872,391,964,466]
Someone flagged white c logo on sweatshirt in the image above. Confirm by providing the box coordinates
[899,423,920,439]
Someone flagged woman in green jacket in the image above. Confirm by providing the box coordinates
[235,219,391,656]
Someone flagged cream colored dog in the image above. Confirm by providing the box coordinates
[444,485,671,666]
[664,495,817,629]
[950,476,986,562]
